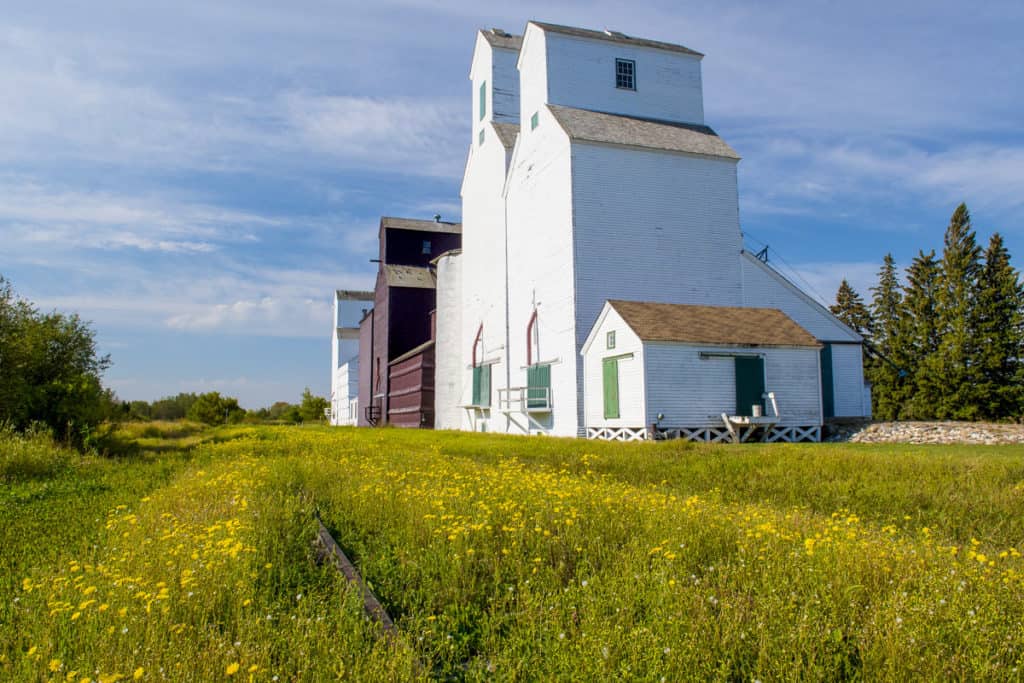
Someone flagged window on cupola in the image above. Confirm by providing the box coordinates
[615,59,635,90]
[479,81,487,120]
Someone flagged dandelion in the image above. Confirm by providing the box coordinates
[133,667,144,680]
[26,646,38,657]
[50,659,62,672]
[247,665,258,673]
[225,662,240,676]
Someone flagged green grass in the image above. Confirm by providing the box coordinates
[2,425,1023,681]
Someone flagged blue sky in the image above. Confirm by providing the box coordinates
[2,1,1021,408]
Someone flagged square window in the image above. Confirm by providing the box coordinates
[422,240,431,255]
[615,58,635,90]
[607,330,616,349]
[530,111,539,131]
[478,128,485,145]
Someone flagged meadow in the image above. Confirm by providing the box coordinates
[2,424,1023,681]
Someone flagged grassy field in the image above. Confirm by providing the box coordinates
[2,424,1023,681]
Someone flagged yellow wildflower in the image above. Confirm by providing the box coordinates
[49,658,62,672]
[27,646,38,657]
[247,665,258,673]
[133,667,144,679]
[226,662,240,676]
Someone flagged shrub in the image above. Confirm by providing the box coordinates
[0,423,74,481]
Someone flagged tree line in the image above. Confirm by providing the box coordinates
[829,203,1023,421]
[1,274,330,442]
[120,389,329,426]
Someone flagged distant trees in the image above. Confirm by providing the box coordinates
[299,388,329,423]
[831,203,1023,422]
[186,392,245,426]
[0,275,114,445]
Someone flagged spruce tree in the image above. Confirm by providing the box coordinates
[899,250,941,419]
[830,279,873,338]
[867,254,905,419]
[923,203,982,419]
[974,233,1024,420]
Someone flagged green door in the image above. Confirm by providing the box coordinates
[820,344,835,418]
[735,356,765,416]
[526,364,550,409]
[472,365,491,407]
[603,358,620,419]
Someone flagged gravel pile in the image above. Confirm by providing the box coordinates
[825,420,1024,445]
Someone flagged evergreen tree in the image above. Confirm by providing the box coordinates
[867,254,905,419]
[973,233,1024,420]
[922,203,982,419]
[899,250,941,419]
[830,279,873,338]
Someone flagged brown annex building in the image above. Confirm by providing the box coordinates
[358,217,461,428]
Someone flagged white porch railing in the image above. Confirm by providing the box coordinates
[498,386,551,413]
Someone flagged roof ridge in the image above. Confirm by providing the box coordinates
[528,21,703,57]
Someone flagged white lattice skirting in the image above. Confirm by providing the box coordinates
[586,427,649,442]
[587,425,821,443]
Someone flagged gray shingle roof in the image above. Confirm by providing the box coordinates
[608,300,819,347]
[547,105,739,160]
[530,21,702,57]
[492,122,519,149]
[480,28,523,50]
[383,265,436,289]
[380,216,462,234]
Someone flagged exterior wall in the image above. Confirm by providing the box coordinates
[385,228,460,267]
[388,345,435,428]
[434,251,463,429]
[642,344,822,428]
[582,307,646,428]
[387,287,436,360]
[570,142,744,432]
[830,342,869,417]
[518,25,549,139]
[459,109,515,431]
[543,31,704,125]
[357,311,374,427]
[331,360,359,426]
[740,252,860,342]
[371,278,389,422]
[470,35,521,139]
[504,108,577,436]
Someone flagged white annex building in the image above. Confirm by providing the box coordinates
[346,21,871,441]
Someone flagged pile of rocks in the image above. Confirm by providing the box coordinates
[826,420,1024,445]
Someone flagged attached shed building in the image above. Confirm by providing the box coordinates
[582,300,824,442]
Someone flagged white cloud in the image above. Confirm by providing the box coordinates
[282,93,466,178]
[165,296,328,337]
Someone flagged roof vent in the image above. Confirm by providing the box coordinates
[604,29,628,38]
[491,28,509,37]
[434,214,442,222]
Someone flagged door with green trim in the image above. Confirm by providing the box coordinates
[603,358,620,419]
[734,356,765,416]
[820,344,835,418]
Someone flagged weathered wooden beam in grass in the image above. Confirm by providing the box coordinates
[313,510,395,635]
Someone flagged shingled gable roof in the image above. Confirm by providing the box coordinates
[529,21,702,57]
[607,300,819,348]
[480,28,523,50]
[547,105,740,160]
[492,122,519,149]
[380,216,462,235]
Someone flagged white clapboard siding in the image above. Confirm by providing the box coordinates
[518,25,549,135]
[642,344,821,428]
[830,343,869,417]
[582,307,646,428]
[741,252,861,342]
[543,31,704,125]
[505,106,578,436]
